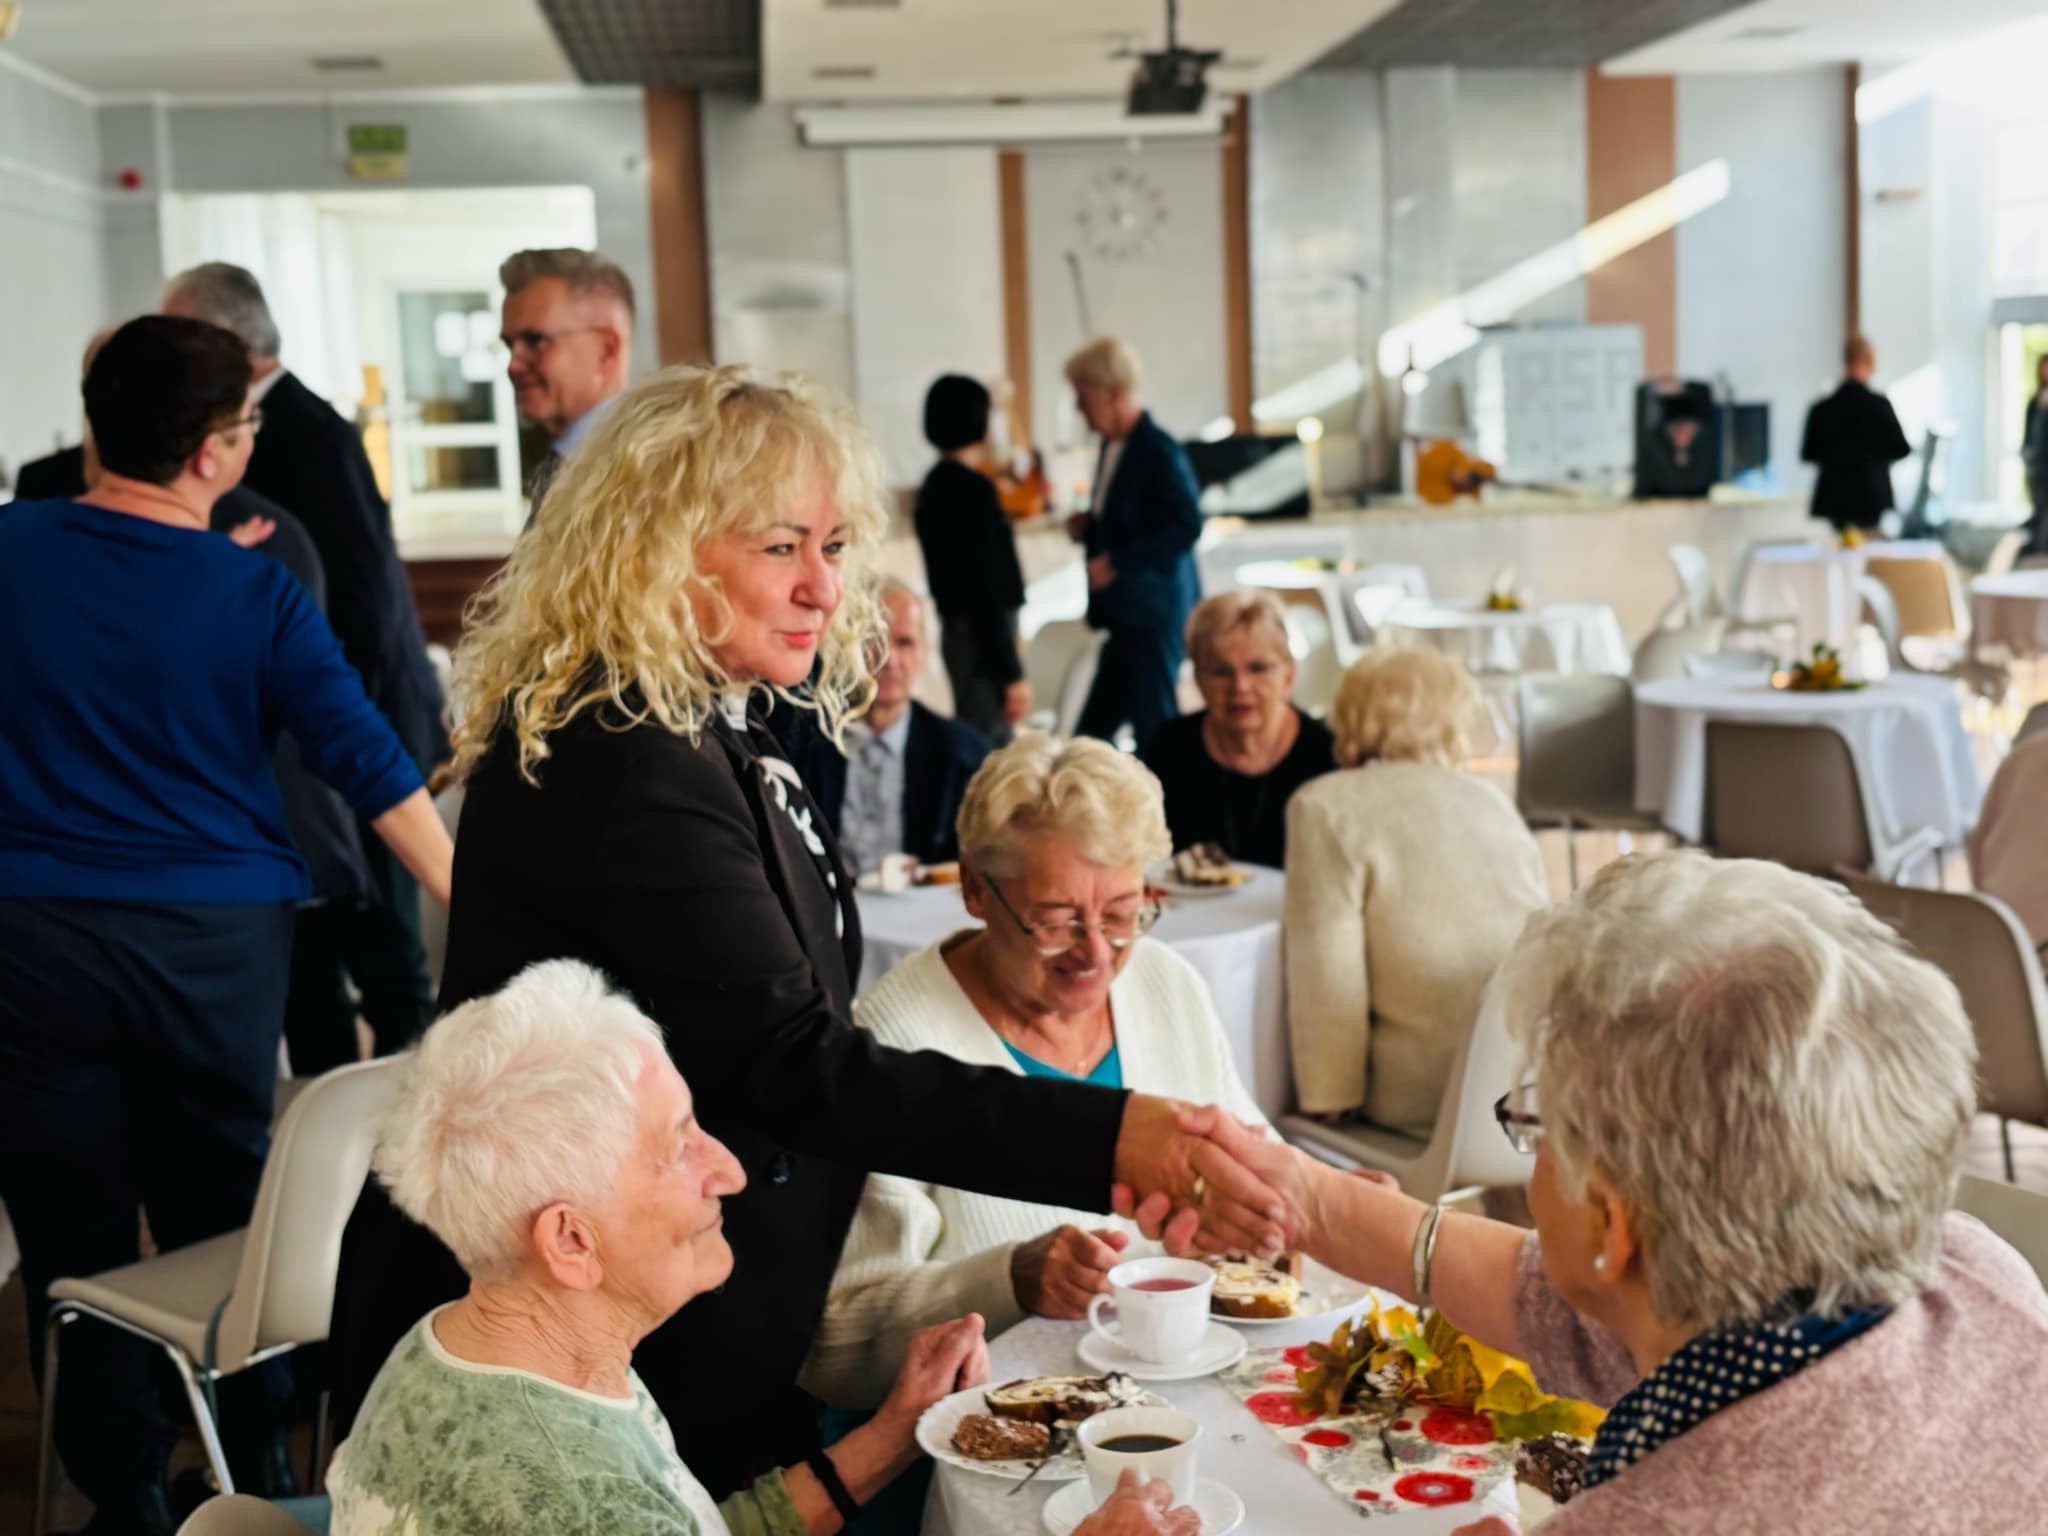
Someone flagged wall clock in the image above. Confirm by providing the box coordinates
[1076,165,1169,263]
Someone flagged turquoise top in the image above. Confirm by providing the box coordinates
[1001,1038,1124,1089]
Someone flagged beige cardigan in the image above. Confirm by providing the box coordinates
[1284,761,1549,1132]
[799,936,1267,1410]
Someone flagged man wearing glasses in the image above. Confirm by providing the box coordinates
[497,247,636,503]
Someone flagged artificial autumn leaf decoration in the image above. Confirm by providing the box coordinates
[1292,1302,1604,1443]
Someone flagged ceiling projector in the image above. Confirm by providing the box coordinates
[1126,0,1219,116]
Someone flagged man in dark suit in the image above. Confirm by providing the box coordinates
[1062,336,1203,750]
[163,263,444,1056]
[1801,334,1913,532]
[777,583,989,874]
[498,247,635,511]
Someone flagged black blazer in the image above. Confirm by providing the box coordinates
[5,450,370,900]
[1084,412,1203,634]
[914,460,1025,687]
[327,702,1126,1496]
[1801,379,1911,531]
[242,372,447,773]
[785,701,989,866]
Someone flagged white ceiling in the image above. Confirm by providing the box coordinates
[762,0,1404,103]
[1604,0,2048,75]
[1,0,574,98]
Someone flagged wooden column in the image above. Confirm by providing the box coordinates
[1584,70,1677,378]
[644,88,714,366]
[1221,95,1254,432]
[997,150,1033,447]
[1844,63,1861,341]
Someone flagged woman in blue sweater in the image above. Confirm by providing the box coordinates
[0,315,453,1534]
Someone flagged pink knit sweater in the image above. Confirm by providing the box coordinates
[1514,1213,2048,1533]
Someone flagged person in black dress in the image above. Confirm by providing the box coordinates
[1801,335,1912,534]
[326,365,1283,1508]
[1141,591,1335,868]
[2023,354,2048,556]
[913,375,1031,742]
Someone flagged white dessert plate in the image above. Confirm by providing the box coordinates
[1145,860,1249,899]
[1077,1322,1247,1382]
[915,1382,1171,1481]
[1042,1478,1245,1536]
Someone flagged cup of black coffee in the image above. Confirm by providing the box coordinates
[1077,1405,1200,1504]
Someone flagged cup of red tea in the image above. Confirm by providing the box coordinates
[1086,1257,1214,1363]
[1078,1405,1201,1504]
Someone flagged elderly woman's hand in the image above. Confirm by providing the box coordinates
[1112,1104,1325,1255]
[1071,1471,1201,1536]
[1113,1094,1288,1257]
[1011,1225,1131,1318]
[871,1314,990,1442]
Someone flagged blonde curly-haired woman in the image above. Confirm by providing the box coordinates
[1284,647,1547,1134]
[327,366,1282,1508]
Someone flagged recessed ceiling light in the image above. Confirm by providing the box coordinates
[812,64,878,81]
[1730,25,1807,41]
[312,55,386,72]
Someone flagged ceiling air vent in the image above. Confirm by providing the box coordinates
[822,0,902,9]
[1730,25,1806,41]
[812,65,878,81]
[312,55,386,72]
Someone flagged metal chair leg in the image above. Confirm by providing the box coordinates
[2003,1117,2017,1184]
[163,1346,236,1497]
[33,1308,69,1536]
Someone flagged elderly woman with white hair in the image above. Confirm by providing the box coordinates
[1139,591,1335,868]
[1284,647,1547,1134]
[804,734,1269,1412]
[1146,851,2048,1533]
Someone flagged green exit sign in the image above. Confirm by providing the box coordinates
[346,123,408,179]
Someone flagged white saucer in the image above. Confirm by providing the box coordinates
[1042,1477,1245,1536]
[1076,1321,1247,1381]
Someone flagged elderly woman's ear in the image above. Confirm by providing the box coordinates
[533,1203,607,1293]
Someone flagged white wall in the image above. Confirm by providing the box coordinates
[1675,70,1847,493]
[844,147,1005,488]
[1024,141,1228,455]
[1453,69,1587,325]
[0,58,108,485]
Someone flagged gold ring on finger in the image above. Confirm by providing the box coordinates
[1191,1174,1208,1203]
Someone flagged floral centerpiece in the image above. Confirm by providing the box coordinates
[1221,1299,1602,1518]
[1483,566,1524,612]
[1771,643,1865,693]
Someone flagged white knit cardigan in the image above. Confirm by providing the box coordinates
[798,934,1268,1410]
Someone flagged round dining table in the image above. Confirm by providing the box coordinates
[1734,539,1944,657]
[1969,569,2048,658]
[855,866,1293,1118]
[919,1313,1534,1536]
[1375,598,1629,677]
[1633,673,1983,844]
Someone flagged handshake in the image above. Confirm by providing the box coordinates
[1107,1095,1341,1259]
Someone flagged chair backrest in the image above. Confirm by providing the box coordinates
[1728,538,1819,619]
[176,1495,319,1536]
[1514,672,1633,822]
[218,1057,407,1367]
[1954,1177,2048,1289]
[1857,575,1906,669]
[1839,875,2048,1127]
[1631,617,1727,682]
[1667,543,1718,624]
[1272,597,1346,718]
[1865,555,1962,639]
[1353,562,1428,600]
[1682,649,1775,679]
[1704,720,1875,875]
[1437,977,1539,1195]
[1024,619,1106,737]
[2018,702,2048,746]
[1985,530,2027,578]
[1349,582,1411,641]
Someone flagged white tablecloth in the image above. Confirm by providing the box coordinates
[1634,674,1983,844]
[1970,570,2048,658]
[1735,540,1942,656]
[1377,600,1629,677]
[856,869,1292,1118]
[921,1315,1524,1536]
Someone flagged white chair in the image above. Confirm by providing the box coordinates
[1665,543,1717,625]
[1278,982,1533,1204]
[1273,599,1349,718]
[1021,619,1106,737]
[36,1059,406,1531]
[1682,649,1775,679]
[1515,673,1667,886]
[419,782,466,995]
[176,1495,321,1535]
[1349,582,1413,645]
[1953,1177,2048,1289]
[1984,530,2027,579]
[1631,617,1728,683]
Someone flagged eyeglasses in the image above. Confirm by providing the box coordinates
[219,407,263,435]
[497,326,607,361]
[983,877,1161,957]
[1494,1082,1542,1154]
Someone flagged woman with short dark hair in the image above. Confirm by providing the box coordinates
[0,315,452,1532]
[914,373,1030,742]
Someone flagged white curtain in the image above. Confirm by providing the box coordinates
[160,194,362,413]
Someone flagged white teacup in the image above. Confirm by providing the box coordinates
[1086,1256,1214,1365]
[1078,1405,1201,1505]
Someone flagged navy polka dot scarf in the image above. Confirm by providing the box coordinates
[1585,1302,1892,1490]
